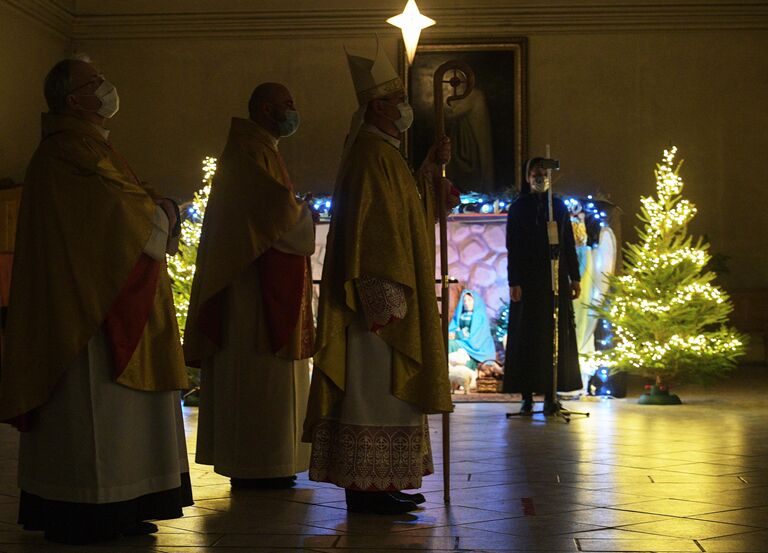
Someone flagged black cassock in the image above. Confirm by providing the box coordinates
[503,192,583,394]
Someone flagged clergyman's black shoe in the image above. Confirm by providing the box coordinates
[519,398,534,416]
[345,490,418,514]
[392,490,426,504]
[44,528,118,545]
[121,521,159,536]
[231,476,297,489]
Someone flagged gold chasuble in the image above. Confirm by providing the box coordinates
[304,130,453,442]
[184,118,314,366]
[0,114,188,424]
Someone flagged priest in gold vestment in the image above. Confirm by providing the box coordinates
[0,58,192,545]
[303,45,453,515]
[184,83,314,489]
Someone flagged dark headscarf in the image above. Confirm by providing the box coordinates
[519,157,546,195]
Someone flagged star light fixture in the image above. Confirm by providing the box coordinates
[387,0,436,64]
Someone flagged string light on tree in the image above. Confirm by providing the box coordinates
[166,156,216,341]
[588,148,745,391]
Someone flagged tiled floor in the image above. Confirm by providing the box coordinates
[1,367,767,552]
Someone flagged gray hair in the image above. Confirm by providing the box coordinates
[43,53,93,113]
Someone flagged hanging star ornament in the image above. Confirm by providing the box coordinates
[387,0,436,64]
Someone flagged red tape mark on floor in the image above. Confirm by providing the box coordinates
[521,497,536,515]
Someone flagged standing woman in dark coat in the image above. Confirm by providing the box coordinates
[504,158,582,415]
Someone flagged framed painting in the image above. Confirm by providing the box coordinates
[401,38,527,193]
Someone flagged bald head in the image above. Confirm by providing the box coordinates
[44,58,98,113]
[248,82,296,138]
[248,83,289,115]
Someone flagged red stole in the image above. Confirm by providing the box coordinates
[5,253,159,432]
[105,253,161,379]
[257,248,306,354]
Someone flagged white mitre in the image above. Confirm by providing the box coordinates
[346,41,404,105]
[336,40,405,183]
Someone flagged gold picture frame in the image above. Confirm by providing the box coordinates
[401,38,527,193]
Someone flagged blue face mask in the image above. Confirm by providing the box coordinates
[277,109,300,137]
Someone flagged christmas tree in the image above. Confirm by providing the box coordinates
[589,147,744,388]
[166,156,216,341]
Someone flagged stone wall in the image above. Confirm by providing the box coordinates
[310,216,510,324]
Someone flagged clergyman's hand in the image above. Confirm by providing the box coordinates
[431,135,451,166]
[570,281,581,300]
[166,235,180,256]
[419,136,452,177]
[299,193,321,224]
[510,286,522,303]
[155,198,178,234]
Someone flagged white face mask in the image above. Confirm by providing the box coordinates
[393,102,414,132]
[93,79,119,118]
[530,174,550,193]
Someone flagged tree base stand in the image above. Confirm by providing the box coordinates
[638,384,682,405]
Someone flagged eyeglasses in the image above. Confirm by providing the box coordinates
[67,74,104,95]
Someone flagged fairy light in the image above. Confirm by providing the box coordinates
[585,147,744,381]
[167,157,217,340]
